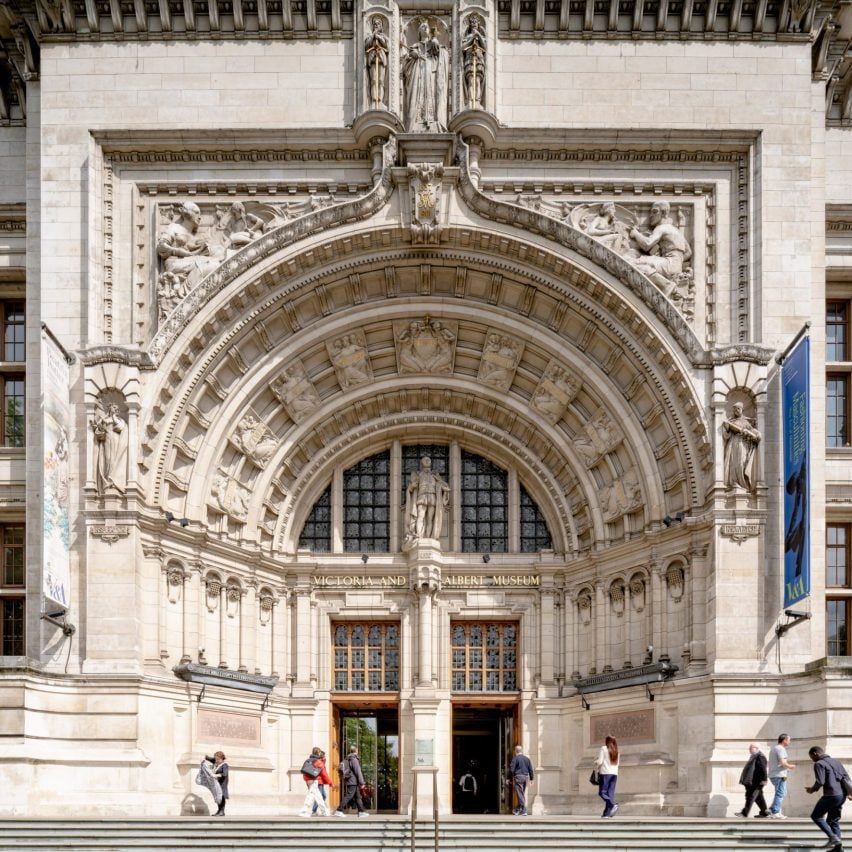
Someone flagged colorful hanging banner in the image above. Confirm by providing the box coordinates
[781,334,810,608]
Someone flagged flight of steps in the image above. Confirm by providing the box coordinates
[0,816,832,851]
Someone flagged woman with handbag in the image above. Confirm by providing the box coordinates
[299,746,331,817]
[594,735,619,818]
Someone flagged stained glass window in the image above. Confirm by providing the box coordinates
[344,452,390,552]
[299,485,331,552]
[332,622,400,692]
[461,451,507,553]
[451,622,518,692]
[520,485,552,552]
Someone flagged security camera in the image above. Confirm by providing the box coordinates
[784,609,810,619]
[44,609,66,619]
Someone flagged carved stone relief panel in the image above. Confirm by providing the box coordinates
[229,410,279,469]
[327,330,373,390]
[530,360,580,424]
[609,580,625,617]
[407,163,445,244]
[270,361,322,424]
[399,16,451,133]
[629,575,646,613]
[208,469,252,522]
[477,329,523,392]
[575,408,623,467]
[666,565,685,601]
[577,589,593,625]
[600,466,643,521]
[394,318,458,375]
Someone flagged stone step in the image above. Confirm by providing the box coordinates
[0,818,825,852]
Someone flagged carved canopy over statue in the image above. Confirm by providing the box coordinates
[400,19,450,132]
[404,456,450,548]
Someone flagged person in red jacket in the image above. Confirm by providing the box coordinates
[299,746,332,817]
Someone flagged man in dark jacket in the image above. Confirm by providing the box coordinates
[508,745,535,816]
[805,745,850,849]
[334,745,369,818]
[735,743,770,818]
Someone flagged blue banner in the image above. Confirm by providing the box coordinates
[781,335,810,607]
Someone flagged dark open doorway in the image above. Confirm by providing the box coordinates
[451,704,516,814]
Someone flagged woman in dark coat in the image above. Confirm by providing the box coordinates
[205,751,229,816]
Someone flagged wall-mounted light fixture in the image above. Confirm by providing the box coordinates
[482,554,491,563]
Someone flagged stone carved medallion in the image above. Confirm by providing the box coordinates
[208,469,251,522]
[531,361,580,424]
[408,163,444,244]
[609,581,625,616]
[600,467,643,520]
[229,411,278,468]
[327,331,373,390]
[575,409,623,467]
[577,589,593,625]
[477,330,523,392]
[394,318,457,375]
[629,576,646,612]
[270,361,322,424]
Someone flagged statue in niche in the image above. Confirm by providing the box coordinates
[531,362,580,424]
[215,201,264,251]
[722,401,761,493]
[404,456,450,548]
[462,13,486,109]
[575,409,622,466]
[328,334,373,389]
[91,402,128,496]
[629,201,693,297]
[365,15,390,109]
[231,414,278,468]
[156,201,222,295]
[209,470,250,521]
[270,363,322,423]
[396,318,456,374]
[400,19,449,132]
[478,332,522,392]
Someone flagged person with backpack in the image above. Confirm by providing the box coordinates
[334,744,369,818]
[805,745,852,850]
[299,746,331,817]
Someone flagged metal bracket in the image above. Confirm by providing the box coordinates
[261,694,270,712]
[776,611,811,637]
[196,685,206,704]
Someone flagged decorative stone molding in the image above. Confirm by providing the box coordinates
[477,330,523,393]
[407,163,445,244]
[89,524,131,544]
[666,565,685,601]
[629,576,646,613]
[327,330,373,390]
[720,523,761,543]
[394,318,458,376]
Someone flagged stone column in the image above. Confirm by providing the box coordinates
[650,562,663,659]
[540,584,555,686]
[241,582,257,673]
[625,579,635,668]
[294,581,312,689]
[565,588,578,679]
[594,581,606,674]
[689,541,709,668]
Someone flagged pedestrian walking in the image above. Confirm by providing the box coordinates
[594,735,619,818]
[204,751,229,816]
[768,733,796,818]
[805,745,852,850]
[333,745,369,818]
[312,749,331,815]
[734,743,770,818]
[508,745,535,816]
[299,746,331,817]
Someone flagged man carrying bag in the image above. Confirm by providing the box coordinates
[333,745,369,818]
[805,745,852,850]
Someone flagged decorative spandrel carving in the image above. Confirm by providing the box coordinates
[91,395,129,496]
[629,576,646,612]
[327,331,373,390]
[208,469,251,521]
[575,409,623,466]
[722,401,761,493]
[395,318,457,375]
[600,467,643,520]
[609,581,625,616]
[270,362,322,423]
[214,201,265,251]
[462,13,486,109]
[365,15,390,109]
[404,455,450,549]
[408,163,444,245]
[230,411,278,469]
[400,18,450,132]
[530,361,580,424]
[477,331,523,392]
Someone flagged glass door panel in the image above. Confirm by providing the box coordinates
[338,710,399,812]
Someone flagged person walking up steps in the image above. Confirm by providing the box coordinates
[204,751,229,817]
[595,736,620,818]
[334,745,369,818]
[735,743,770,818]
[299,746,331,817]
[509,745,535,816]
[768,733,796,818]
[805,745,852,850]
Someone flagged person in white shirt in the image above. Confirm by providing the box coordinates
[768,733,796,818]
[594,735,620,818]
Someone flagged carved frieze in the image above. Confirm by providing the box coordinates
[270,361,323,424]
[531,361,580,424]
[394,318,457,375]
[327,331,373,390]
[229,411,278,469]
[477,330,523,392]
[208,470,251,522]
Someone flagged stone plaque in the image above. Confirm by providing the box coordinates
[415,738,434,765]
[197,709,261,746]
[590,709,655,745]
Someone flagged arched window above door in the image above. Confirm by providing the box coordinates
[297,442,554,555]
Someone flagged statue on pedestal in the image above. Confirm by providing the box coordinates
[462,14,486,109]
[92,403,128,495]
[404,456,450,548]
[400,20,449,132]
[722,402,761,493]
[365,16,389,109]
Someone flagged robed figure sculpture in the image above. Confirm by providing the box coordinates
[400,20,449,132]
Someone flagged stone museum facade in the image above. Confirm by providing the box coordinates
[0,0,851,818]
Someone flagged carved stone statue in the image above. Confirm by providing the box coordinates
[365,15,389,108]
[91,403,128,495]
[478,332,522,392]
[531,362,580,424]
[462,14,486,108]
[400,19,449,132]
[404,456,450,547]
[209,470,250,521]
[722,402,761,493]
[156,201,221,294]
[629,201,693,297]
[575,409,622,466]
[216,201,264,250]
[396,319,456,374]
[600,467,642,520]
[271,363,322,423]
[157,271,189,323]
[231,414,278,468]
[585,201,632,254]
[328,334,373,389]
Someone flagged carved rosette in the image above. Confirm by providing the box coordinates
[259,591,275,626]
[166,564,186,604]
[629,576,646,612]
[226,584,242,618]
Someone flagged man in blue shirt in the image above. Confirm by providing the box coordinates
[508,745,534,816]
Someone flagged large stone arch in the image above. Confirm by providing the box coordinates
[140,219,713,559]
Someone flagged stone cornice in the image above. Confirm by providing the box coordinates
[0,204,25,234]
